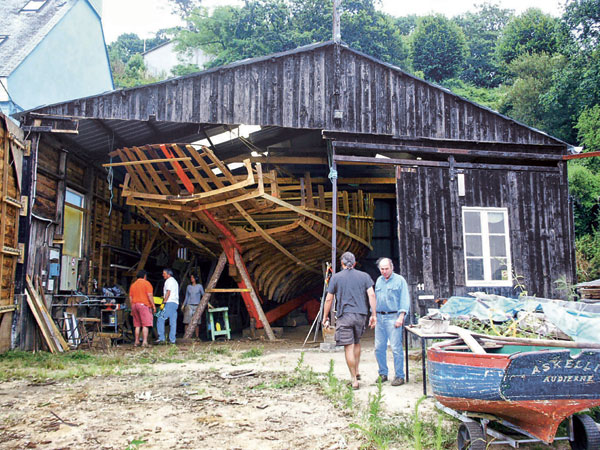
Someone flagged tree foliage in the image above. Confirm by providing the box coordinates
[496,8,563,67]
[410,14,468,82]
[499,52,568,135]
[564,0,600,50]
[173,0,408,70]
[108,32,168,88]
[166,0,203,19]
[454,3,513,87]
[108,32,168,63]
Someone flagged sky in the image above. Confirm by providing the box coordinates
[101,0,565,44]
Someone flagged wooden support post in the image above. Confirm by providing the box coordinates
[183,252,227,339]
[135,228,159,273]
[233,249,276,341]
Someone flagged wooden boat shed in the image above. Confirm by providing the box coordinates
[7,40,575,349]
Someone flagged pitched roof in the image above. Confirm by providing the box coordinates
[0,0,76,77]
[23,40,568,157]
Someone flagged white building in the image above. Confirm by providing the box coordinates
[142,40,212,77]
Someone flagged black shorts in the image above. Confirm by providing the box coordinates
[335,313,367,346]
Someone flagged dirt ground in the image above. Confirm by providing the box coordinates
[0,326,571,450]
[0,326,438,450]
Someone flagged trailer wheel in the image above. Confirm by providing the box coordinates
[457,422,486,450]
[570,414,600,450]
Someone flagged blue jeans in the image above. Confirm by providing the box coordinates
[157,302,178,343]
[374,314,404,379]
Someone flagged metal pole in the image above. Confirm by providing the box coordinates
[332,0,341,42]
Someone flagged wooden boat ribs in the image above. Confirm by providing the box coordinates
[109,143,375,304]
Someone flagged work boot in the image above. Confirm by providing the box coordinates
[376,375,388,383]
[391,377,405,386]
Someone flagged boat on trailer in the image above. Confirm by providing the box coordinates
[428,340,600,449]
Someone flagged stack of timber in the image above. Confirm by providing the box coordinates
[576,279,600,302]
[108,143,374,303]
[24,276,69,353]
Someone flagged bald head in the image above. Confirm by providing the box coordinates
[377,257,394,280]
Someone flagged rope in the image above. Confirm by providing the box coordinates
[107,155,114,217]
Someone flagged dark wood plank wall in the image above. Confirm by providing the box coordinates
[39,44,559,148]
[396,163,575,314]
[27,146,152,292]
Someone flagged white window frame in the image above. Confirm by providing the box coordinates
[462,207,512,287]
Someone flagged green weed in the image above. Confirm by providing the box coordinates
[124,437,147,450]
[240,346,264,359]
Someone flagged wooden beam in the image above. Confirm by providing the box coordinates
[206,288,250,293]
[233,203,320,274]
[102,157,192,167]
[261,193,373,250]
[334,154,559,172]
[183,252,227,339]
[163,214,216,257]
[234,249,276,341]
[332,140,564,161]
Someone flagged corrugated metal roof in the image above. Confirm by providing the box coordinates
[0,0,76,77]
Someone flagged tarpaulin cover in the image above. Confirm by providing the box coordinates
[440,294,600,343]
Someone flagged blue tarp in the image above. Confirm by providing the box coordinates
[440,294,600,343]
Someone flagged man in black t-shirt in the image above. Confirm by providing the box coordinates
[323,252,376,390]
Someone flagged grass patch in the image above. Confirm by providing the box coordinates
[240,346,264,359]
[0,344,237,382]
[0,350,128,382]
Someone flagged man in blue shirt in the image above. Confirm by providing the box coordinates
[323,252,376,390]
[374,257,410,386]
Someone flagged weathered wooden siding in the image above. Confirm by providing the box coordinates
[395,162,575,314]
[0,115,23,351]
[37,42,558,147]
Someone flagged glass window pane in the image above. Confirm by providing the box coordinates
[489,235,507,257]
[467,258,484,281]
[464,211,481,233]
[488,212,505,233]
[491,258,508,281]
[64,205,83,257]
[65,190,84,208]
[465,235,483,256]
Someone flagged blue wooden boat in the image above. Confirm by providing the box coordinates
[428,344,600,445]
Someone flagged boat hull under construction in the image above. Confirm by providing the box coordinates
[110,143,374,308]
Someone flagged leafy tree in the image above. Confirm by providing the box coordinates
[112,54,162,88]
[576,105,600,170]
[442,78,505,111]
[576,230,600,281]
[395,15,419,35]
[499,53,567,135]
[341,5,408,66]
[495,8,564,67]
[569,162,600,236]
[171,63,201,77]
[410,14,468,82]
[454,2,514,87]
[542,47,600,143]
[167,0,203,19]
[174,0,408,70]
[108,33,146,63]
[564,0,600,50]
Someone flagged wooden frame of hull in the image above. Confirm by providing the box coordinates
[111,143,375,309]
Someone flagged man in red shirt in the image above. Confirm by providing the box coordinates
[129,270,155,347]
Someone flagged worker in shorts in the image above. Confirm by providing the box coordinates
[129,270,155,347]
[322,252,376,390]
